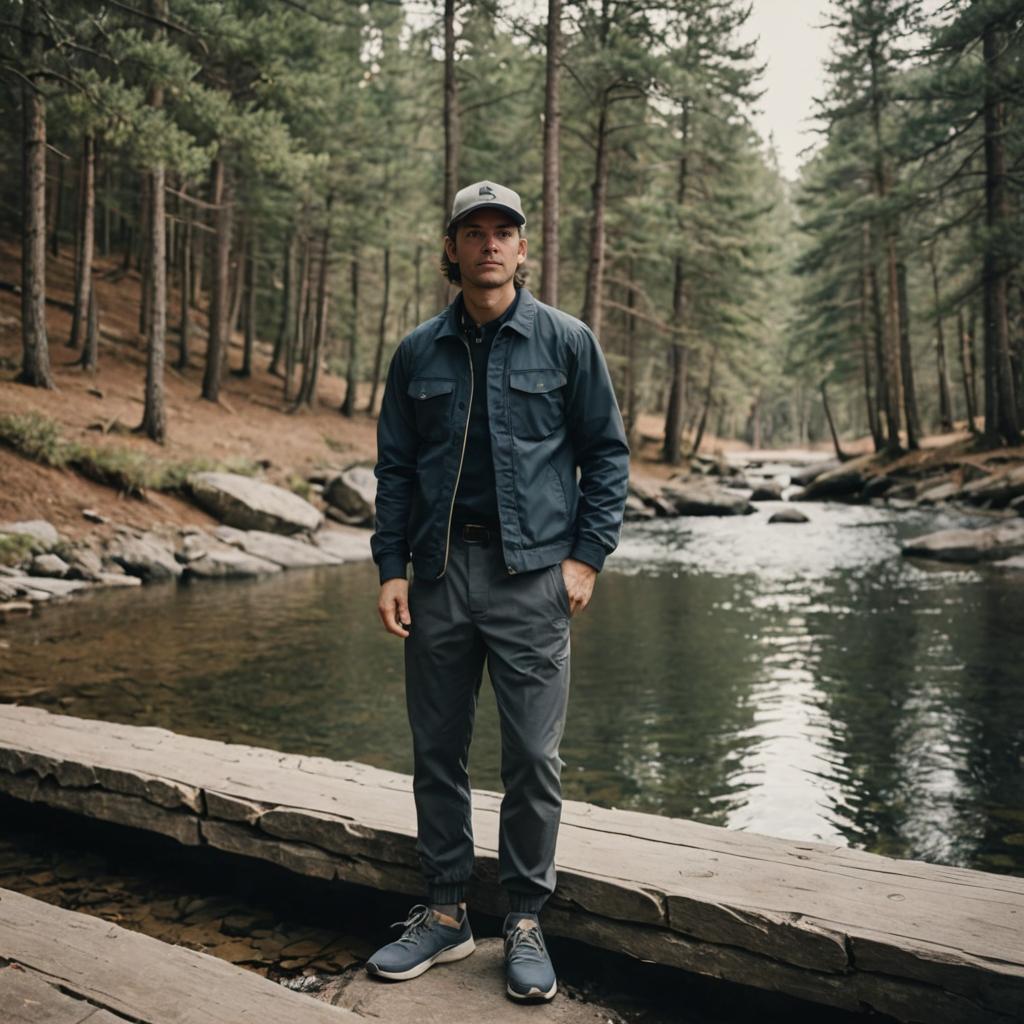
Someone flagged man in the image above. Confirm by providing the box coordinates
[366,180,629,1001]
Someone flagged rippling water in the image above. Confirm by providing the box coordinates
[2,498,1022,875]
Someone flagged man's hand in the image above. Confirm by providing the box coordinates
[378,578,411,638]
[560,558,597,617]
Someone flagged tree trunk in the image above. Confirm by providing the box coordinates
[982,22,1020,445]
[341,254,359,417]
[48,152,64,260]
[367,246,391,413]
[928,245,953,433]
[957,308,977,432]
[296,202,332,409]
[101,158,111,256]
[138,173,151,338]
[821,380,847,460]
[238,227,256,378]
[83,283,98,369]
[228,216,245,343]
[202,156,232,402]
[176,202,192,370]
[139,0,168,442]
[662,103,690,464]
[540,0,561,306]
[18,0,53,389]
[860,224,882,449]
[286,232,310,403]
[270,228,295,377]
[691,349,717,455]
[581,95,609,336]
[69,134,96,352]
[896,259,920,449]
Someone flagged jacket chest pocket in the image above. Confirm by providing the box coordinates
[408,378,455,442]
[508,369,567,441]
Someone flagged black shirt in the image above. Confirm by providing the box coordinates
[452,290,521,527]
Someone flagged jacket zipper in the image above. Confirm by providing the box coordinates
[437,337,474,579]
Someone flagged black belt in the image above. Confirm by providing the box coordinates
[454,522,499,545]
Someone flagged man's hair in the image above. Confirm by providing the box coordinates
[440,219,527,289]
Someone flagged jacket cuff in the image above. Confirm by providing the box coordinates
[570,539,607,573]
[377,555,409,584]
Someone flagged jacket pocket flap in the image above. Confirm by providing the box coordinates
[509,369,567,395]
[408,378,455,400]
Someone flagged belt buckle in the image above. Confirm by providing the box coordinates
[462,523,490,545]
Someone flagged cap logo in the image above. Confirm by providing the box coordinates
[478,185,496,199]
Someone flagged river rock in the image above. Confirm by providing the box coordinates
[188,472,322,535]
[750,479,785,501]
[29,553,70,578]
[769,508,809,524]
[324,466,376,526]
[312,527,373,562]
[0,519,59,548]
[65,547,105,581]
[790,459,839,486]
[185,547,283,579]
[94,573,143,588]
[992,555,1024,572]
[917,480,960,506]
[661,481,753,516]
[960,465,1024,507]
[902,520,1024,563]
[623,494,656,520]
[794,453,875,501]
[213,526,344,568]
[3,576,89,598]
[106,531,184,580]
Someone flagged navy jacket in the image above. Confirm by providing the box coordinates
[371,288,630,583]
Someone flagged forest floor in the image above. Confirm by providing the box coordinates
[2,239,1021,540]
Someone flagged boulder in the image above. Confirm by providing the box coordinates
[960,465,1024,507]
[188,472,322,535]
[769,508,809,524]
[185,547,282,579]
[29,553,70,578]
[65,547,105,581]
[94,573,142,588]
[749,479,785,501]
[661,481,753,516]
[790,459,840,486]
[212,526,344,568]
[992,555,1024,572]
[324,465,376,526]
[0,519,59,548]
[794,453,875,501]
[917,481,960,506]
[105,531,183,580]
[902,520,1024,563]
[623,494,656,520]
[312,527,373,562]
[3,576,89,598]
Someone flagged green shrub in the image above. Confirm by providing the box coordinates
[0,532,38,567]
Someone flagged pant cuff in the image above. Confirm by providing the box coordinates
[428,882,466,905]
[508,892,546,913]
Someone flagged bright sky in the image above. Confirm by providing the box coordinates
[742,0,835,181]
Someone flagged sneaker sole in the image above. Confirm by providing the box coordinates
[506,980,557,1002]
[366,936,476,981]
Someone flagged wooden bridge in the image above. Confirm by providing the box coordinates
[0,703,1021,1023]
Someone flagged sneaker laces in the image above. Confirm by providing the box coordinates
[390,904,436,946]
[506,923,547,962]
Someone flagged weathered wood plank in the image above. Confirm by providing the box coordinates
[0,888,359,1023]
[0,965,126,1024]
[1,703,1022,1022]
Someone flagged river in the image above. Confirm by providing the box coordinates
[2,494,1022,876]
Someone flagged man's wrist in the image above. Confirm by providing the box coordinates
[377,556,409,585]
[568,540,606,573]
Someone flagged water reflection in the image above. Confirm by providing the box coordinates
[2,501,1022,875]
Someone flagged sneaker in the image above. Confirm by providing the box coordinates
[365,904,475,981]
[503,914,557,1001]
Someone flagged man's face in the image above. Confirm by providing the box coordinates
[445,209,527,290]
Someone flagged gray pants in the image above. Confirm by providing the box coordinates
[405,530,571,913]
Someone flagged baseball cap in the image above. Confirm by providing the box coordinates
[448,181,526,230]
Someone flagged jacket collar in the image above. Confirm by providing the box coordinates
[436,287,537,341]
